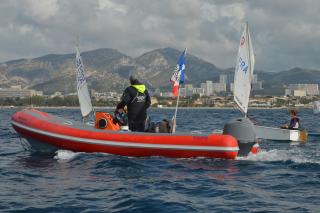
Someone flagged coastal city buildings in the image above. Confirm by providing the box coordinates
[1,72,320,108]
[0,86,42,98]
[149,73,319,108]
[286,84,319,96]
[160,74,261,98]
[252,74,263,90]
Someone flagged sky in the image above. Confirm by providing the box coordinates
[0,0,320,71]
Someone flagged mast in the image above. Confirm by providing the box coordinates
[245,22,250,117]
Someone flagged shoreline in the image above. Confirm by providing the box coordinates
[0,105,313,110]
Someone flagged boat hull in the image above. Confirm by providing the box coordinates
[255,125,308,142]
[11,109,240,159]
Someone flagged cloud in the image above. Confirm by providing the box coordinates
[0,0,320,71]
[98,0,127,13]
[25,0,59,21]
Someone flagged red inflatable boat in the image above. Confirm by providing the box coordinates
[11,109,253,159]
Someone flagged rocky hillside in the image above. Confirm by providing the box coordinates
[1,47,320,94]
[0,48,134,94]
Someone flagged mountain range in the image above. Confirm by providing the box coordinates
[0,47,319,95]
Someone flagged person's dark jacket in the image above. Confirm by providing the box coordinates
[116,84,151,122]
[289,117,300,129]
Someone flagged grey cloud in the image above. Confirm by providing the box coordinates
[0,0,320,71]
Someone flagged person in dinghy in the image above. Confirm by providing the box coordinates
[115,75,151,132]
[281,109,300,130]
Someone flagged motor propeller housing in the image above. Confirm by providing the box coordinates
[223,117,256,156]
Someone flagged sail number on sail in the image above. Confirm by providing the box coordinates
[76,56,86,88]
[238,57,248,73]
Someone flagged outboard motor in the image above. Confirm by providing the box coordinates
[223,117,256,156]
[145,116,172,133]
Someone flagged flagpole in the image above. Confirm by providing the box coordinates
[172,86,180,133]
[170,48,187,133]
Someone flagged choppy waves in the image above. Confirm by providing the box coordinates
[240,146,320,165]
[2,108,320,212]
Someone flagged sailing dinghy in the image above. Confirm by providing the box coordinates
[222,22,258,156]
[231,22,307,143]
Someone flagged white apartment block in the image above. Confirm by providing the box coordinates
[212,83,227,93]
[205,81,213,96]
[0,88,43,98]
[288,84,319,96]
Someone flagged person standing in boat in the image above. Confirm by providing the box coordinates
[281,109,300,130]
[115,75,151,132]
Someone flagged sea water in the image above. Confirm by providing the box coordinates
[1,108,319,212]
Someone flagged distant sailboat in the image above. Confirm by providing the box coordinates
[75,47,93,117]
[313,101,320,114]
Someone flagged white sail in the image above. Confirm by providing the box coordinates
[313,101,320,114]
[233,22,255,115]
[75,47,93,117]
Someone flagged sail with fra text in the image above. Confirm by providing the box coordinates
[75,47,93,117]
[233,22,255,115]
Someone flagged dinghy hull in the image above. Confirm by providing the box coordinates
[11,109,240,159]
[255,125,308,142]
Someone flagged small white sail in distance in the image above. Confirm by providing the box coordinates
[75,47,93,117]
[233,22,255,115]
[313,100,320,114]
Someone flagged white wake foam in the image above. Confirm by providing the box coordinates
[54,150,80,162]
[238,149,320,164]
